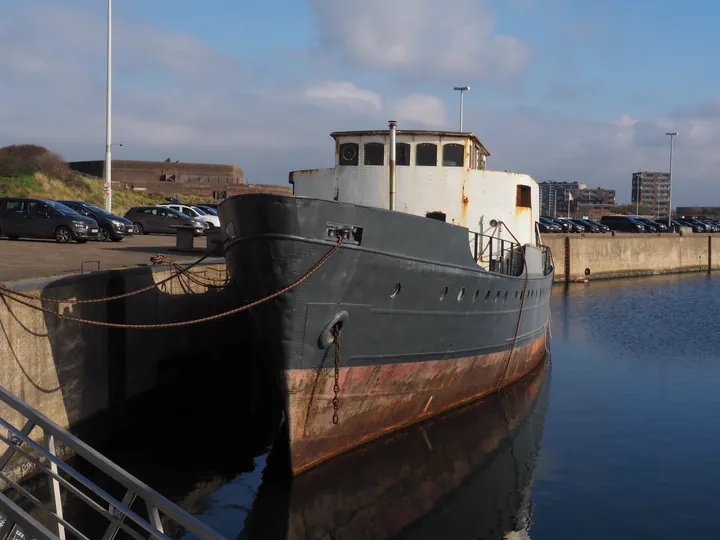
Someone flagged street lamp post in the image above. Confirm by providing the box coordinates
[453,86,470,131]
[104,0,113,213]
[666,132,677,227]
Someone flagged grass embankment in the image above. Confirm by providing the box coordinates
[0,144,209,216]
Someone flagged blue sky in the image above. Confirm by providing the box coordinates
[1,0,719,204]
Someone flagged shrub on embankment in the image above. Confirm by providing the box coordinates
[0,144,206,215]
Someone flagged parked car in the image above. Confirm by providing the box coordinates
[158,204,220,229]
[570,218,600,233]
[676,220,705,233]
[541,216,574,233]
[556,217,585,233]
[57,200,134,242]
[600,215,646,233]
[634,217,668,232]
[538,218,562,233]
[537,221,555,233]
[697,219,720,232]
[194,204,218,216]
[124,206,206,235]
[0,197,99,243]
[683,218,714,232]
[584,219,610,232]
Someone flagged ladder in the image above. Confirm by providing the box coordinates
[0,384,226,539]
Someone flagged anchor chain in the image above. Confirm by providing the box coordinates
[331,325,341,424]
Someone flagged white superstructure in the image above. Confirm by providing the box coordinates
[290,124,540,246]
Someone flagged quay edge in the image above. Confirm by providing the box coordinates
[544,233,720,282]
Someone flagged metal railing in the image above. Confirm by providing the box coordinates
[470,231,553,278]
[0,385,226,540]
[470,231,524,277]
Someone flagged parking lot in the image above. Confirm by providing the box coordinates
[0,235,208,283]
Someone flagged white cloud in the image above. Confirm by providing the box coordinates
[301,83,447,127]
[307,0,532,82]
[614,115,638,127]
[4,2,720,206]
[386,94,447,127]
[302,81,382,111]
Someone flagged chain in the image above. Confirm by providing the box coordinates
[331,325,341,425]
[0,252,214,305]
[0,236,343,329]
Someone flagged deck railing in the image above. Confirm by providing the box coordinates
[470,231,554,277]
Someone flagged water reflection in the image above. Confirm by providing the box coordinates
[241,361,550,540]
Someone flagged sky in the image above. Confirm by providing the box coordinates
[1,0,719,204]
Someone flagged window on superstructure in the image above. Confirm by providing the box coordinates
[396,143,410,166]
[516,185,532,208]
[443,144,464,167]
[416,143,438,166]
[364,143,384,166]
[339,143,359,166]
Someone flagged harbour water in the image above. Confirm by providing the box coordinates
[94,272,720,539]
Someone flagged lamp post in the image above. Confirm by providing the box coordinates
[453,86,470,131]
[666,132,677,227]
[104,0,113,213]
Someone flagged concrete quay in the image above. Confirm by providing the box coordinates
[544,233,720,282]
[0,260,250,487]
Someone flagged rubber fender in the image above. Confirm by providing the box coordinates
[318,310,350,349]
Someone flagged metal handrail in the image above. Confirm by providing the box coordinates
[0,384,226,539]
[469,230,523,277]
[469,231,554,277]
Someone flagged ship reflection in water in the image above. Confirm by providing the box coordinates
[240,361,550,540]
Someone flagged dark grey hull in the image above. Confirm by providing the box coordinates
[219,194,553,473]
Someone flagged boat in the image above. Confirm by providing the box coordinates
[240,360,550,539]
[218,121,554,475]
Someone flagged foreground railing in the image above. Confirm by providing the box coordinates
[0,385,225,539]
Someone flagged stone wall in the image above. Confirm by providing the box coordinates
[544,233,720,282]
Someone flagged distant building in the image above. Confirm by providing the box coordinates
[573,187,616,206]
[576,204,618,220]
[68,159,291,199]
[539,181,615,216]
[539,181,586,215]
[631,171,670,218]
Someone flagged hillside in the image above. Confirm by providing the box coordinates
[0,144,210,216]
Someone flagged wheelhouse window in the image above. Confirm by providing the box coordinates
[416,143,438,166]
[443,144,464,167]
[396,143,411,166]
[339,143,359,166]
[516,185,532,208]
[364,142,384,166]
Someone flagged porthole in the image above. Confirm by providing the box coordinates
[390,283,401,298]
[485,290,491,301]
[457,288,465,301]
[515,291,519,299]
[495,291,501,301]
[440,286,448,300]
[504,291,508,301]
[473,289,480,301]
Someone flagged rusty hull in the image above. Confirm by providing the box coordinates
[285,332,547,475]
[283,360,547,540]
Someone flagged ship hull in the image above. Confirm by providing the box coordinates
[219,194,553,474]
